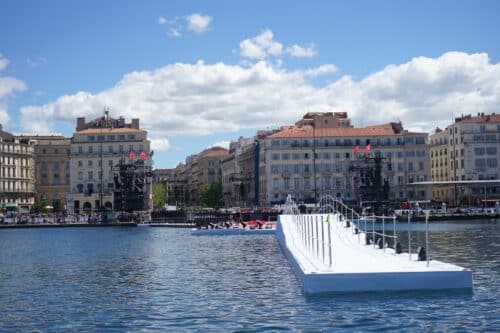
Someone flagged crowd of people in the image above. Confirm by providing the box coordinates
[0,211,151,224]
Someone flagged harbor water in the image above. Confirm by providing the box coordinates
[0,219,498,332]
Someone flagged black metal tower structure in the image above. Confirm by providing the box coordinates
[348,151,390,207]
[112,159,152,212]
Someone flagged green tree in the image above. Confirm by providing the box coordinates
[152,183,167,209]
[201,183,223,208]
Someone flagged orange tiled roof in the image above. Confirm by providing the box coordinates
[457,114,500,124]
[199,147,229,158]
[76,127,145,134]
[269,124,413,138]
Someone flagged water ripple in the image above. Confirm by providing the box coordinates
[0,221,498,332]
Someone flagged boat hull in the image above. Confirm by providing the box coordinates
[191,228,275,236]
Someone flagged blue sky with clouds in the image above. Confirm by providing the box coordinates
[1,0,500,168]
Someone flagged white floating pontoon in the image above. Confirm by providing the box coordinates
[276,196,473,294]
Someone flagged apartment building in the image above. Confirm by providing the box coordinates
[429,113,500,204]
[221,137,256,207]
[259,113,430,205]
[16,134,70,211]
[67,111,151,213]
[0,124,36,211]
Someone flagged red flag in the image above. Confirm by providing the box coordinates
[353,145,360,155]
[128,151,136,159]
[364,143,371,155]
[140,151,147,159]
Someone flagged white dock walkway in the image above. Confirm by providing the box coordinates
[277,213,473,294]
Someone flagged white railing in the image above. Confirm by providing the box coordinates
[285,213,335,270]
[281,194,431,271]
[319,195,400,252]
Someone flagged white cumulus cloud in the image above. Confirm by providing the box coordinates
[0,54,9,71]
[18,52,500,147]
[158,16,167,25]
[240,29,283,59]
[186,13,212,33]
[0,54,27,125]
[150,137,171,151]
[211,141,231,150]
[303,64,339,77]
[286,44,317,58]
[168,28,181,37]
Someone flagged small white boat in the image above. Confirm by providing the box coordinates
[191,227,275,236]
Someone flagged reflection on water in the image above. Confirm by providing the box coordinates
[0,220,498,332]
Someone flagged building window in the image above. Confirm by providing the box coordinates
[88,160,93,167]
[273,178,279,190]
[271,153,280,160]
[474,147,485,155]
[487,159,497,168]
[294,177,300,190]
[284,178,290,190]
[78,171,83,180]
[108,160,113,166]
[304,178,310,190]
[88,171,93,180]
[88,146,93,154]
[475,159,486,168]
[53,173,60,185]
[78,160,83,167]
[324,176,332,189]
[53,162,60,169]
[41,162,48,170]
[486,147,497,155]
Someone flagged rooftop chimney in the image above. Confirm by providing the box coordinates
[132,118,139,129]
[77,117,85,131]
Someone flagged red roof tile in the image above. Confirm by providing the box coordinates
[76,127,145,134]
[269,123,418,138]
[457,114,500,124]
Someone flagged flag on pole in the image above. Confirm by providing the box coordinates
[353,145,360,155]
[364,143,371,155]
[128,151,136,159]
[140,151,147,159]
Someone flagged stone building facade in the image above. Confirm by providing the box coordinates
[429,113,500,204]
[16,135,71,211]
[221,137,256,207]
[67,112,151,213]
[259,113,430,205]
[0,124,36,211]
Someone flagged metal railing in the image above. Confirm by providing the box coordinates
[281,194,431,271]
[286,213,335,270]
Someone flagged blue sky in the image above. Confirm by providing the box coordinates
[1,0,499,168]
